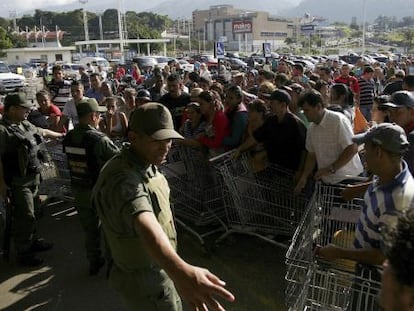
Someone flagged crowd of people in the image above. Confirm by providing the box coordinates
[1,53,414,311]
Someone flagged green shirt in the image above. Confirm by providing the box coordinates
[92,146,177,271]
[0,118,44,186]
[65,123,119,173]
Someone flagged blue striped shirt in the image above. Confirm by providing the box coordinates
[354,161,414,250]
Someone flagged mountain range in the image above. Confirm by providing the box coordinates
[281,0,414,23]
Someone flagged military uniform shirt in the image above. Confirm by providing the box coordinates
[92,146,177,271]
[0,118,44,186]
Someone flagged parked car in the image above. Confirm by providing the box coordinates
[0,61,26,94]
[8,63,37,79]
[61,63,81,80]
[189,54,218,71]
[132,56,158,72]
[152,56,171,70]
[224,57,248,71]
[177,59,194,72]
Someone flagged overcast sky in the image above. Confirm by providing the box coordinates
[1,0,156,17]
[1,0,303,18]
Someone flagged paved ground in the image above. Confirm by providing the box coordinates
[0,197,288,311]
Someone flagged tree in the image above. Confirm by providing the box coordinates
[284,37,295,45]
[0,27,13,56]
[402,29,414,52]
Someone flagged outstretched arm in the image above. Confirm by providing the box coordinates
[136,211,235,311]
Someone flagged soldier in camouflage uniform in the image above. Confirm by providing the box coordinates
[92,102,235,311]
[63,98,119,275]
[0,93,63,266]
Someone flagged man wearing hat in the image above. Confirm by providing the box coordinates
[92,102,234,311]
[381,90,414,175]
[317,123,414,263]
[62,98,119,275]
[236,89,307,172]
[316,123,414,310]
[0,93,63,266]
[383,69,405,95]
[135,89,152,107]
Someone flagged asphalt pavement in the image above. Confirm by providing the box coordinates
[0,197,288,311]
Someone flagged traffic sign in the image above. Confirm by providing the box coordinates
[300,24,315,32]
[215,41,225,59]
[263,43,271,58]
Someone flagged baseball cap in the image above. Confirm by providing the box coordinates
[381,91,414,109]
[136,89,151,101]
[269,89,291,105]
[4,93,33,109]
[76,98,107,117]
[352,123,409,154]
[129,102,183,140]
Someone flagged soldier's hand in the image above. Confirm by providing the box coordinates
[174,264,235,311]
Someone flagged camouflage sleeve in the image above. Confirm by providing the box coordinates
[94,136,120,168]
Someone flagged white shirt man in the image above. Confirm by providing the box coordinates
[295,90,363,191]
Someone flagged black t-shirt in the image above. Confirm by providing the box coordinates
[159,92,191,129]
[253,113,307,171]
[383,80,403,95]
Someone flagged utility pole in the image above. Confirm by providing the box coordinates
[362,0,367,54]
[79,0,89,51]
[97,10,104,41]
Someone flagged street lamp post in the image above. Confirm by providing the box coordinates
[79,0,89,52]
[97,10,104,41]
[362,0,367,53]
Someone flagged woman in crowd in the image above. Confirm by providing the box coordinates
[222,85,248,149]
[257,81,276,109]
[245,99,269,171]
[314,80,330,106]
[131,63,144,85]
[99,97,128,139]
[370,95,391,126]
[180,102,206,139]
[179,90,229,156]
[329,83,355,125]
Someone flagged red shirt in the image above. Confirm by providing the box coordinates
[41,104,62,117]
[198,110,230,149]
[334,75,360,95]
[115,68,126,81]
[132,70,144,85]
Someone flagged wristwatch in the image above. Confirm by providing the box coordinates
[329,165,336,174]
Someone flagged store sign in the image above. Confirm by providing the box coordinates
[233,21,253,34]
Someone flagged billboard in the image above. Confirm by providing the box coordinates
[232,20,253,34]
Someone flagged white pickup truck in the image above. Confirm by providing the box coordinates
[0,61,26,94]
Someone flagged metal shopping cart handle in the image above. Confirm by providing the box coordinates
[208,149,235,163]
[342,175,370,182]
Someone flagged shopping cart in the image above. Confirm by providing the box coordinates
[285,182,382,311]
[38,139,73,202]
[161,144,228,248]
[214,153,311,249]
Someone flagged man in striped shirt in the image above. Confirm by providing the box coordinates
[47,65,72,111]
[318,123,414,265]
[357,66,375,121]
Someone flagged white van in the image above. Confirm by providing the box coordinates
[79,57,112,73]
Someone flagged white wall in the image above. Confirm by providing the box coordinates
[6,49,74,65]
